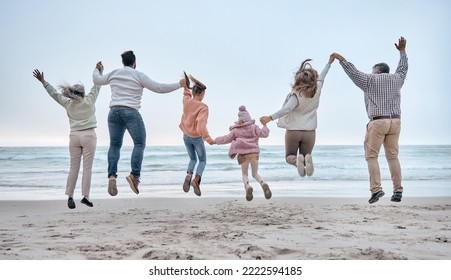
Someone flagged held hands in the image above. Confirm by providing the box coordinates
[182,71,190,89]
[330,53,345,62]
[328,53,335,64]
[32,69,46,85]
[260,116,272,126]
[395,36,406,53]
[179,78,187,88]
[96,61,104,74]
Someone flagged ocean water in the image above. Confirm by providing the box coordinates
[0,145,450,200]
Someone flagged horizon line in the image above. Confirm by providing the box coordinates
[1,144,450,148]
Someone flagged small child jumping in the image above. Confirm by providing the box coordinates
[214,105,271,201]
[179,72,214,196]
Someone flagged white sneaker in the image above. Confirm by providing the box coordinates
[305,154,314,176]
[296,154,306,177]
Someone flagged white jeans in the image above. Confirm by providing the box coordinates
[66,128,97,198]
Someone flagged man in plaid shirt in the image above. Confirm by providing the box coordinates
[331,37,408,204]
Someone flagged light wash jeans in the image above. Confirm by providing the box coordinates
[66,128,97,198]
[108,108,146,178]
[364,119,403,194]
[183,134,206,177]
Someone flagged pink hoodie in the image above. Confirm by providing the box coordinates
[215,120,269,159]
[179,88,212,142]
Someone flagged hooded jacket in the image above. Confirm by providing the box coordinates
[215,120,269,159]
[179,88,212,142]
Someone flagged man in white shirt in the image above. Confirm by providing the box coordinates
[93,51,185,196]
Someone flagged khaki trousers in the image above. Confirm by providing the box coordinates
[364,119,403,194]
[66,128,97,198]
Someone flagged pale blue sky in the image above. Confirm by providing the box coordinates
[1,0,450,146]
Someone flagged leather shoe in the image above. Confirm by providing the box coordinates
[368,190,385,204]
[391,192,402,202]
[81,197,93,207]
[67,197,76,209]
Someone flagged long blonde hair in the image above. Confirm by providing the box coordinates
[292,59,318,98]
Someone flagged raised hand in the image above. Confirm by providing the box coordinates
[330,53,345,62]
[395,36,406,53]
[96,61,104,74]
[33,69,46,84]
[328,53,335,64]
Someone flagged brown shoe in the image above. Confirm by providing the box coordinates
[108,176,118,196]
[245,183,253,201]
[261,182,272,199]
[190,175,202,196]
[126,174,140,194]
[183,173,192,193]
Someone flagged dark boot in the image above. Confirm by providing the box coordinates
[183,172,192,193]
[190,175,202,196]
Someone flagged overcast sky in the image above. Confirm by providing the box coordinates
[1,0,450,146]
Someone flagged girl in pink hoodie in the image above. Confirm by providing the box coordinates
[179,73,214,197]
[214,106,271,201]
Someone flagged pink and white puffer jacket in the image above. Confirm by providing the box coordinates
[215,120,269,159]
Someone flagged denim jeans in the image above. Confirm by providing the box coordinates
[364,119,402,194]
[108,108,146,178]
[183,134,206,177]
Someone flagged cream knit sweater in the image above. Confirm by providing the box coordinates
[271,63,331,130]
[44,82,100,131]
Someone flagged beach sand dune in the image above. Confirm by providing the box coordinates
[0,197,450,260]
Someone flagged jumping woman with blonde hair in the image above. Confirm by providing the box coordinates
[260,55,334,177]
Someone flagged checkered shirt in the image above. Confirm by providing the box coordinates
[340,53,408,119]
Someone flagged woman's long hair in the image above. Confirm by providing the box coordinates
[292,59,318,98]
[59,83,85,100]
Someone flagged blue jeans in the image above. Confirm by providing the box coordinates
[183,134,206,177]
[108,108,146,178]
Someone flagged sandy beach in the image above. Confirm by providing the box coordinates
[0,195,450,260]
